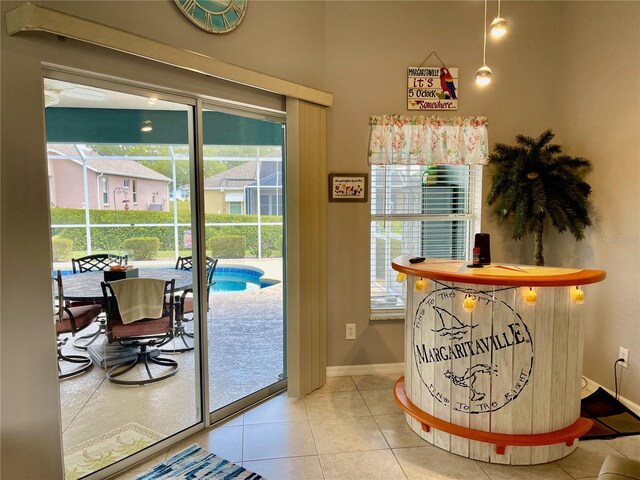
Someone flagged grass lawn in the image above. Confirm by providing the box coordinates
[169,200,191,216]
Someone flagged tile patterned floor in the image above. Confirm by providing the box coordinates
[113,375,640,480]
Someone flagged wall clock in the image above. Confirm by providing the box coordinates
[174,0,247,34]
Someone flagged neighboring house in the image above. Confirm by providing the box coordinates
[203,159,283,215]
[47,144,171,211]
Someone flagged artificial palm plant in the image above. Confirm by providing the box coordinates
[486,130,592,266]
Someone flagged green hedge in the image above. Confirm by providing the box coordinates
[50,208,283,258]
[123,237,160,260]
[209,235,246,259]
[52,236,73,261]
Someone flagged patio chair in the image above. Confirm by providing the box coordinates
[161,256,218,353]
[54,271,101,379]
[70,253,127,350]
[71,253,128,273]
[101,279,179,385]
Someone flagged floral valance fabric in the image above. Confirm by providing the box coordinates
[368,115,489,166]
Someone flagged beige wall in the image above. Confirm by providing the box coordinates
[2,1,639,478]
[551,2,640,404]
[324,0,566,367]
[204,190,228,214]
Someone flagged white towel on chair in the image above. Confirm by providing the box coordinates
[110,278,166,324]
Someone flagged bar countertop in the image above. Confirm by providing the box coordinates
[391,255,606,287]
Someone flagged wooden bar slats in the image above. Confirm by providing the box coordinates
[401,281,594,465]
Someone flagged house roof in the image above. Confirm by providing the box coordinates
[203,162,257,189]
[203,158,284,190]
[84,159,171,182]
[47,144,171,182]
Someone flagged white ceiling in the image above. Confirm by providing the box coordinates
[43,78,189,111]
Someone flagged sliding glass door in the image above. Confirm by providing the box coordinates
[201,107,287,418]
[45,75,287,478]
[46,78,203,479]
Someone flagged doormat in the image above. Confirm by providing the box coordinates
[64,422,164,480]
[136,443,262,479]
[580,387,640,440]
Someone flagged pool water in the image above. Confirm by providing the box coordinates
[211,267,276,294]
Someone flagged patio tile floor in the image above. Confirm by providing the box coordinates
[59,261,284,468]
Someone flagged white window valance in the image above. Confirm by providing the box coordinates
[368,115,489,166]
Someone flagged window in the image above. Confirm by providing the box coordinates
[370,164,482,315]
[132,180,137,203]
[123,179,129,188]
[228,201,242,214]
[102,176,109,204]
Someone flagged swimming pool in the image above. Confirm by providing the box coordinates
[210,266,278,294]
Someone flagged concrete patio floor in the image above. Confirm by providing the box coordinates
[57,258,284,474]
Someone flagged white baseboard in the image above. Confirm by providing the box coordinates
[584,376,640,417]
[327,362,404,377]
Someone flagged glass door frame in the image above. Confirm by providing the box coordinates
[45,69,207,479]
[44,67,288,479]
[201,101,288,425]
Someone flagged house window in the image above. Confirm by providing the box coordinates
[123,179,129,188]
[370,164,482,315]
[102,176,109,204]
[132,180,137,203]
[228,202,242,214]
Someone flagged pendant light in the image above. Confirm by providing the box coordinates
[475,0,493,87]
[490,0,508,38]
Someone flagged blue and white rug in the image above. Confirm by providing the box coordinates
[136,444,262,479]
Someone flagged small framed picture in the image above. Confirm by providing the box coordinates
[328,173,368,202]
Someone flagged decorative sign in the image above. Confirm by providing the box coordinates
[407,67,459,111]
[412,286,533,414]
[328,173,368,202]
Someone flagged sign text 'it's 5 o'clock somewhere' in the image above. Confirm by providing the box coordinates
[408,67,459,111]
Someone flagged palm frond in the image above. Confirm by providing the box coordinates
[486,129,593,262]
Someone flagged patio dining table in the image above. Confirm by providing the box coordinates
[56,267,197,363]
[59,268,194,302]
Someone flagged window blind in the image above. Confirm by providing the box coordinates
[370,164,482,313]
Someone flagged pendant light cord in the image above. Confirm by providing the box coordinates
[483,0,488,65]
[497,0,501,18]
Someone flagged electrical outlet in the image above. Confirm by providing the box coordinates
[346,323,356,340]
[619,347,629,368]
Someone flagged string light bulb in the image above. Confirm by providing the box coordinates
[490,17,507,38]
[524,287,537,304]
[475,66,493,87]
[396,272,407,283]
[463,294,476,312]
[475,0,493,87]
[414,278,428,292]
[490,0,508,38]
[571,286,585,304]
